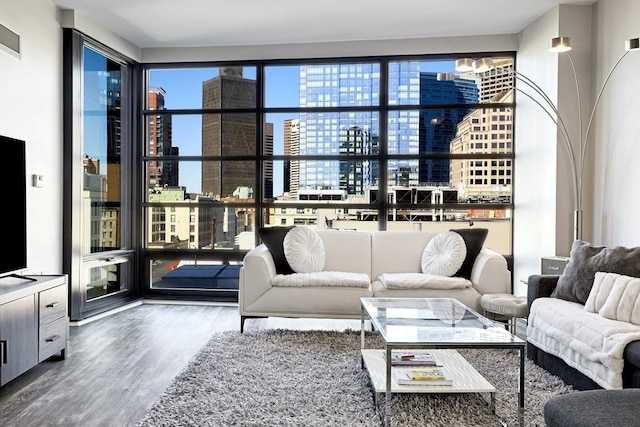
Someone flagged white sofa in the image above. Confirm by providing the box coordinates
[239,230,511,332]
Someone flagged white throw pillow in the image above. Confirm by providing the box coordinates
[283,227,326,273]
[598,274,640,324]
[420,231,467,277]
[584,272,620,313]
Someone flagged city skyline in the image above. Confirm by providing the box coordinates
[147,61,462,196]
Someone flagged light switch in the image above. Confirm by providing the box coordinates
[32,174,44,188]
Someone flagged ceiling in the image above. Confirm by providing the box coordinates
[51,0,596,49]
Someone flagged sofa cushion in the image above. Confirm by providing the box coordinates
[271,271,370,288]
[598,274,640,324]
[552,240,640,305]
[378,272,471,290]
[283,227,326,273]
[450,228,489,279]
[258,226,295,274]
[584,271,619,313]
[420,231,466,276]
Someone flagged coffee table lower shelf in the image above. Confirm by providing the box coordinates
[361,348,496,394]
[362,348,499,425]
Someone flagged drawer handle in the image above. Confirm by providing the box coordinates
[47,301,61,308]
[1,340,6,364]
[46,335,61,343]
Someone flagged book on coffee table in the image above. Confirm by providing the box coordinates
[393,367,453,386]
[387,350,441,366]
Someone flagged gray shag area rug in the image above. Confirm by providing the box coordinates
[137,329,574,426]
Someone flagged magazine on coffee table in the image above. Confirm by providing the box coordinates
[393,367,453,386]
[386,350,441,366]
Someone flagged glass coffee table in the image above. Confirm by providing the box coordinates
[360,297,525,427]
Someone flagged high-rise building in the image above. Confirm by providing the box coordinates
[298,63,385,193]
[418,73,478,185]
[147,87,174,188]
[449,59,514,205]
[162,146,179,187]
[339,126,370,194]
[476,58,514,103]
[283,118,300,194]
[263,122,274,199]
[387,62,421,187]
[202,67,259,198]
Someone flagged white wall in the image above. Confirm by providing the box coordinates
[591,0,640,247]
[0,0,63,276]
[513,7,563,295]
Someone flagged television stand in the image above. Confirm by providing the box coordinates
[0,275,68,387]
[8,273,37,281]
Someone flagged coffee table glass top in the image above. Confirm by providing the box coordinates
[361,297,525,346]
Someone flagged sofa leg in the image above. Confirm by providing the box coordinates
[240,315,267,333]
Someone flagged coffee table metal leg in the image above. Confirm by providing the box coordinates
[519,346,525,427]
[360,305,366,368]
[385,345,392,427]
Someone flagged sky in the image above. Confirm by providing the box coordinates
[147,61,457,196]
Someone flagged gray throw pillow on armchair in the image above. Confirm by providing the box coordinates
[552,240,640,304]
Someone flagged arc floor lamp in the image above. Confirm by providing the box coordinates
[455,36,639,241]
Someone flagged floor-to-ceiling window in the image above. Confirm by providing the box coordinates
[141,55,515,302]
[64,30,140,321]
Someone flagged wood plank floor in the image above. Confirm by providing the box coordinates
[0,303,362,427]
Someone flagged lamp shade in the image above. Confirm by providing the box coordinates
[473,57,494,73]
[549,36,571,52]
[625,37,640,51]
[436,72,455,81]
[455,58,473,72]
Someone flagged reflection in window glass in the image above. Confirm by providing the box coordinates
[85,256,132,300]
[83,46,123,254]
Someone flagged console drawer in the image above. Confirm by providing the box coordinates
[39,316,68,362]
[39,284,67,325]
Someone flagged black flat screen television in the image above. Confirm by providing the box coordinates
[0,135,27,277]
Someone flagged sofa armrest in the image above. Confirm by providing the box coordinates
[470,248,510,294]
[239,244,277,314]
[527,274,559,310]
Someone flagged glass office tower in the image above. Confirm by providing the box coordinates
[298,62,422,192]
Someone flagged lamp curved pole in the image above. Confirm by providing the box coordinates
[513,87,580,211]
[565,53,583,162]
[510,71,577,155]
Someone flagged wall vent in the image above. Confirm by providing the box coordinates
[0,22,21,58]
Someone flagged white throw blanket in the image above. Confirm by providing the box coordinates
[271,271,370,288]
[378,273,471,290]
[527,297,640,389]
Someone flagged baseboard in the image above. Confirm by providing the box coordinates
[70,299,238,326]
[70,300,143,326]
